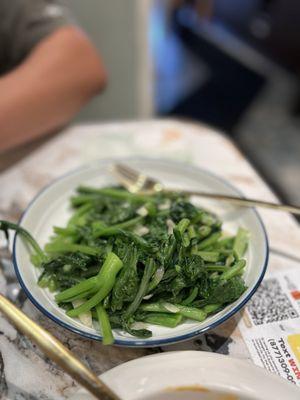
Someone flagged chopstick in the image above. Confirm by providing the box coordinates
[0,294,121,400]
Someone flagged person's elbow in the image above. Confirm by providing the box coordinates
[92,61,108,94]
[34,26,108,102]
[82,58,108,99]
[81,40,108,95]
[70,28,108,98]
[17,26,109,128]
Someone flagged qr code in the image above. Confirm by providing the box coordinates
[247,278,299,325]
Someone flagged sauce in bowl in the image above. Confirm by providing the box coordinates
[140,386,253,400]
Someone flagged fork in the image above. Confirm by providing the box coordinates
[112,163,300,215]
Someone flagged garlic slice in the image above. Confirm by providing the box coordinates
[166,219,175,235]
[137,206,148,216]
[131,322,148,330]
[72,299,93,328]
[134,226,149,236]
[162,302,180,313]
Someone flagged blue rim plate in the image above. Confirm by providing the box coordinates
[13,158,269,347]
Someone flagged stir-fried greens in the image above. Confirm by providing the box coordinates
[0,185,249,345]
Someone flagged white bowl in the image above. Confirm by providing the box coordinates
[71,351,299,400]
[13,158,269,346]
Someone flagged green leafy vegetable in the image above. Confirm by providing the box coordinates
[96,303,114,345]
[0,220,47,266]
[233,227,249,259]
[0,184,249,345]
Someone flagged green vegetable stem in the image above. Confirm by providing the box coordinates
[0,183,249,344]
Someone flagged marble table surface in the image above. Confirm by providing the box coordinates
[0,119,299,399]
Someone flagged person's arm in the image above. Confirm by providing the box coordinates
[0,26,107,153]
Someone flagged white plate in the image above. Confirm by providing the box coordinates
[71,351,299,399]
[13,158,269,346]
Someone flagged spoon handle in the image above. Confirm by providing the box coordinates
[0,294,120,400]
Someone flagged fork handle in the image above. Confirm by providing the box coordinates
[163,189,300,215]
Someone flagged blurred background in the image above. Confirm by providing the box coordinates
[46,1,300,207]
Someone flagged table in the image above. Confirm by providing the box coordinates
[0,119,300,399]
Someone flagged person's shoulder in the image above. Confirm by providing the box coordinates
[1,0,75,71]
[1,0,70,21]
